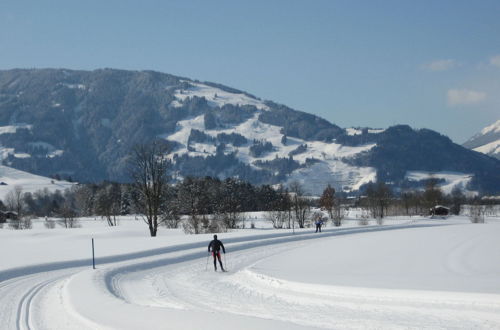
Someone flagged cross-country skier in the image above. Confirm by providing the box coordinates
[208,234,226,271]
[315,218,324,233]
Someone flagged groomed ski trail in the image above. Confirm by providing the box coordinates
[1,221,500,329]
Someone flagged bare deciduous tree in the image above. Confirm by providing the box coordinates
[319,184,335,219]
[130,141,170,237]
[5,186,30,229]
[73,184,95,216]
[266,210,287,229]
[161,188,181,229]
[218,178,243,229]
[469,203,486,223]
[319,184,344,226]
[5,186,23,218]
[267,185,292,229]
[423,178,444,210]
[366,182,392,219]
[289,181,310,228]
[95,183,121,226]
[58,199,79,228]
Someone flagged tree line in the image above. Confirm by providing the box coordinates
[1,142,497,235]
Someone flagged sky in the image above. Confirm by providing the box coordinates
[0,0,499,143]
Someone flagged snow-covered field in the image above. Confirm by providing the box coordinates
[1,215,500,329]
[0,165,75,200]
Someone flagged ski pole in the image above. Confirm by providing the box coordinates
[205,252,209,271]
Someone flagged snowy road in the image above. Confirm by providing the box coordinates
[1,220,500,329]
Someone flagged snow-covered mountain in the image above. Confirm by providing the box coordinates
[0,68,498,195]
[463,120,500,160]
[164,82,379,194]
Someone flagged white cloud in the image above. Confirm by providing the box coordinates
[447,89,486,107]
[490,55,500,68]
[422,59,459,71]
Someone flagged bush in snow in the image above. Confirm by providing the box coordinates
[162,212,181,229]
[266,211,287,229]
[358,218,369,226]
[8,216,32,230]
[218,211,243,230]
[44,218,56,229]
[160,191,181,229]
[182,215,202,234]
[469,204,485,223]
[358,210,370,226]
[182,215,227,234]
[207,216,228,233]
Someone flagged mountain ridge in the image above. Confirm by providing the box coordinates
[463,119,500,160]
[0,68,498,195]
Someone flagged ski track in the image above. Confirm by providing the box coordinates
[0,270,85,330]
[1,222,500,329]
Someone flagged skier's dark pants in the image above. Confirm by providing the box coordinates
[315,224,321,233]
[212,251,224,270]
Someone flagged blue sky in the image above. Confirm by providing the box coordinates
[1,0,499,143]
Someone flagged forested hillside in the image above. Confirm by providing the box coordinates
[0,68,498,194]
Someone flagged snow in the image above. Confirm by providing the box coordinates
[0,165,75,200]
[256,223,500,293]
[171,82,270,111]
[405,171,477,195]
[474,139,500,155]
[26,142,64,158]
[480,119,500,135]
[1,215,500,329]
[48,149,64,158]
[190,142,217,155]
[285,160,377,194]
[28,141,57,152]
[0,147,14,159]
[346,128,362,136]
[63,83,87,90]
[0,123,33,135]
[346,128,385,136]
[13,152,31,158]
[164,113,377,194]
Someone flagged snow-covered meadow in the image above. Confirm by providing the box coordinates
[0,165,74,200]
[1,213,500,329]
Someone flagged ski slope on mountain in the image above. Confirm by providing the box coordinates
[405,171,476,195]
[171,82,270,111]
[1,216,500,329]
[166,113,377,194]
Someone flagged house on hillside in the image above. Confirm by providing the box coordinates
[0,211,18,223]
[430,205,450,217]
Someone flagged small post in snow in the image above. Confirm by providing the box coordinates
[92,238,96,269]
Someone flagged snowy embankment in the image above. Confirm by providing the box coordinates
[1,216,500,329]
[0,165,74,200]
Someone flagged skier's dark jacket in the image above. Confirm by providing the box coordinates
[208,239,225,253]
